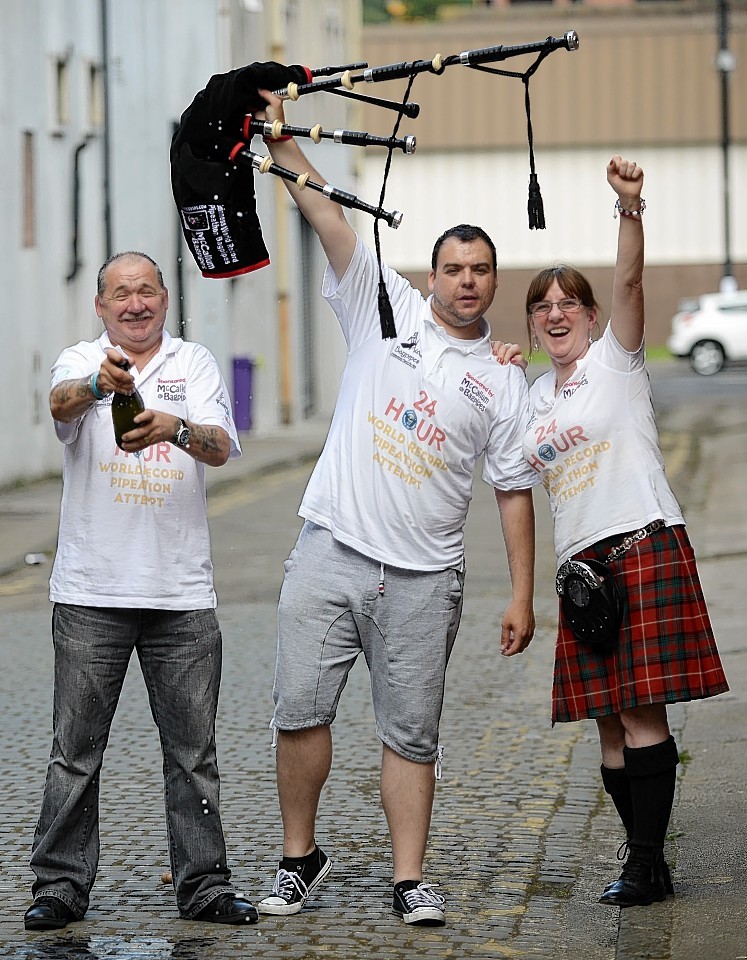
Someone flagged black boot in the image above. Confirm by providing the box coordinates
[600,762,674,895]
[599,737,679,906]
[599,842,667,907]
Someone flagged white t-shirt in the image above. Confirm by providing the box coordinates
[523,324,684,566]
[49,331,241,609]
[299,237,538,571]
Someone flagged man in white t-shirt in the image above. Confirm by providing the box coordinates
[254,92,538,927]
[24,252,257,930]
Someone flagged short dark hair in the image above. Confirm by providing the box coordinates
[431,224,497,272]
[97,251,165,296]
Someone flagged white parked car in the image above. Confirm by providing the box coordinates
[667,289,747,375]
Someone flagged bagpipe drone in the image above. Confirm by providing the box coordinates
[170,31,579,336]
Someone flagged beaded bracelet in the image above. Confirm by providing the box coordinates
[614,197,646,220]
[90,372,106,400]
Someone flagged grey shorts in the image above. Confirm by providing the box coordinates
[272,522,464,762]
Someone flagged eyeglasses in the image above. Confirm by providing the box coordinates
[529,298,584,318]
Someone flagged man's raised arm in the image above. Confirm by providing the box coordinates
[256,90,356,281]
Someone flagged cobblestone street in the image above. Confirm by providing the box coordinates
[1,365,745,959]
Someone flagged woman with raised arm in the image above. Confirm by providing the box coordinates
[522,156,728,907]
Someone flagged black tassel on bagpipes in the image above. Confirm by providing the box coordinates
[528,172,545,230]
[524,63,547,230]
[377,279,397,340]
[468,39,558,231]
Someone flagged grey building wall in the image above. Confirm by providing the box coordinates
[1,0,361,487]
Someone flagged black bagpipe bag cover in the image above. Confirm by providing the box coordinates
[171,61,311,279]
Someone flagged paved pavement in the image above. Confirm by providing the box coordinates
[0,372,745,960]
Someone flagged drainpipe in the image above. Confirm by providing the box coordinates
[172,121,187,339]
[66,137,92,281]
[270,2,293,425]
[100,0,113,257]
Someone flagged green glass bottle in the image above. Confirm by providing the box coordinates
[111,360,145,449]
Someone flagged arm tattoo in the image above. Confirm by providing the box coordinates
[190,424,220,453]
[54,383,73,405]
[76,377,93,399]
[51,377,94,407]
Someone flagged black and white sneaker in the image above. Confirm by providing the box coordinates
[392,880,445,926]
[258,846,332,916]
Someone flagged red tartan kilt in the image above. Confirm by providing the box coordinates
[552,523,729,723]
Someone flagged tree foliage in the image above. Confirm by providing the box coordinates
[363,0,473,24]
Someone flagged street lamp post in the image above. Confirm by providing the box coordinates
[716,0,737,293]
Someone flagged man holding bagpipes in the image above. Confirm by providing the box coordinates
[168,35,581,925]
[250,86,538,927]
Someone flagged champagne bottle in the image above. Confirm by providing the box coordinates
[111,359,145,449]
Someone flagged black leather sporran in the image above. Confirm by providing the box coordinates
[556,558,624,652]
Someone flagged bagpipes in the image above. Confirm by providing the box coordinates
[170,32,578,333]
[170,59,408,280]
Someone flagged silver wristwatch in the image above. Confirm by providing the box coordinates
[173,419,191,448]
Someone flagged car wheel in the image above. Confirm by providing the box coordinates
[689,340,725,376]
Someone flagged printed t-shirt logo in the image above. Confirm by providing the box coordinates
[459,371,494,412]
[561,371,588,400]
[402,409,418,430]
[538,443,556,462]
[216,390,231,420]
[391,332,421,369]
[157,378,186,403]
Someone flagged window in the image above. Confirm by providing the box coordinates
[22,131,36,248]
[47,50,72,137]
[86,61,104,130]
[53,54,71,128]
[719,300,747,315]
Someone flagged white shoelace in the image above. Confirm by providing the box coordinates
[401,882,445,909]
[271,868,308,901]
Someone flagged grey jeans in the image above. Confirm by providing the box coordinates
[30,603,234,919]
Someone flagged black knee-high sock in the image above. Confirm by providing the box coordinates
[624,736,679,857]
[600,764,634,838]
